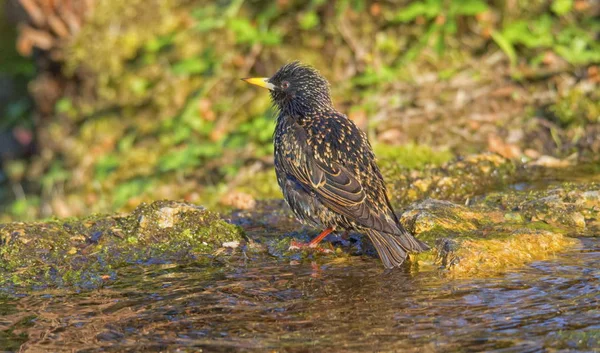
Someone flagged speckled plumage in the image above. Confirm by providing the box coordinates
[248,62,429,268]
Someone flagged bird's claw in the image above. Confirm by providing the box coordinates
[288,240,333,253]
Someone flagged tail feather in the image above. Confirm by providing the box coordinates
[366,229,429,269]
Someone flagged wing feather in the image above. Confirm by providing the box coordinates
[280,142,400,234]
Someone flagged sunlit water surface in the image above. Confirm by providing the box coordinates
[1,238,598,352]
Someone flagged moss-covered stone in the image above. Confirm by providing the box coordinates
[375,143,454,170]
[229,178,597,278]
[0,201,243,289]
[401,181,599,277]
[478,183,600,234]
[1,164,598,289]
[385,153,519,207]
[384,152,600,210]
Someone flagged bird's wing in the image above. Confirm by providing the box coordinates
[280,121,402,235]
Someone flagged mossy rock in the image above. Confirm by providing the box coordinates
[0,201,243,289]
[385,153,519,207]
[403,182,599,278]
[477,184,600,233]
[1,180,597,288]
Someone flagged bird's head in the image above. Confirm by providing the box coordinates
[242,61,332,114]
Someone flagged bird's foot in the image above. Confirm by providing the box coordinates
[288,240,333,253]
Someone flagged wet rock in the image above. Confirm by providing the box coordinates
[479,184,600,232]
[385,153,519,207]
[385,153,600,210]
[401,182,599,277]
[440,229,575,278]
[402,198,579,277]
[0,200,243,289]
[1,178,598,288]
[234,185,594,279]
[401,199,485,237]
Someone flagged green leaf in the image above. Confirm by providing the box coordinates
[450,0,488,16]
[171,58,209,75]
[228,17,281,45]
[195,18,225,32]
[172,124,192,144]
[300,11,320,30]
[113,179,152,208]
[145,34,175,52]
[95,154,120,181]
[393,0,440,22]
[158,146,201,172]
[129,77,149,95]
[501,17,554,49]
[491,30,517,66]
[551,0,573,15]
[55,98,74,114]
[435,30,446,55]
[40,161,69,192]
[350,0,366,11]
[401,21,440,63]
[10,197,40,218]
[258,30,283,46]
[553,25,600,64]
[118,133,137,152]
[229,18,259,44]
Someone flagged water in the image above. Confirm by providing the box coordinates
[1,238,598,352]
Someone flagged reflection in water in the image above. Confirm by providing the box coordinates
[1,239,599,352]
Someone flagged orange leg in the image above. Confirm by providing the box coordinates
[308,227,335,247]
[288,227,336,252]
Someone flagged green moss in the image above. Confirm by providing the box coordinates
[386,154,518,207]
[445,229,578,278]
[375,143,454,170]
[477,183,600,232]
[522,221,566,234]
[401,181,599,277]
[550,88,600,128]
[2,180,597,287]
[0,201,243,289]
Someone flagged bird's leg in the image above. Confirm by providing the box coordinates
[308,227,335,247]
[288,227,335,252]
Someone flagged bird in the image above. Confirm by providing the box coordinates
[242,61,429,269]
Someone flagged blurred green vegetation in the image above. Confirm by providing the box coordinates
[0,0,599,221]
[0,4,34,131]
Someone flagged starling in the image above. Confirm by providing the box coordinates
[242,62,429,269]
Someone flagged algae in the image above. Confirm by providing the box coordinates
[401,182,599,278]
[229,176,597,279]
[384,153,519,207]
[2,154,598,288]
[0,200,243,289]
[374,143,454,170]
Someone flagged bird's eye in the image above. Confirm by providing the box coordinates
[281,81,290,89]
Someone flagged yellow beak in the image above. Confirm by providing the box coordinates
[241,77,275,90]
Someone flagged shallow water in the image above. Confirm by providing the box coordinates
[1,238,598,352]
